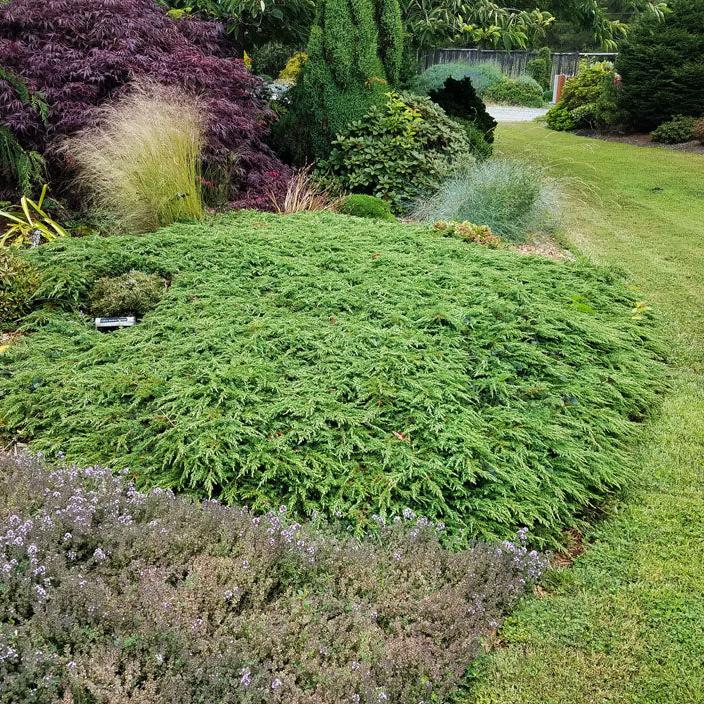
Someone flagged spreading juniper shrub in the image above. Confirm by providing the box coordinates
[0,452,545,703]
[0,211,665,545]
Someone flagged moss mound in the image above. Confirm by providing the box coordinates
[0,212,664,544]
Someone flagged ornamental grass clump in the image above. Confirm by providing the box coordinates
[0,211,665,545]
[0,451,545,703]
[0,0,290,207]
[66,83,203,233]
[412,158,559,243]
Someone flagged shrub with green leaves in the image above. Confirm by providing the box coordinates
[545,61,617,131]
[0,248,38,331]
[0,451,544,703]
[338,194,396,221]
[412,158,559,243]
[322,92,473,211]
[482,75,544,108]
[650,115,696,144]
[87,270,168,318]
[1,210,664,545]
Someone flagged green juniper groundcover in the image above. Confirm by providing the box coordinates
[0,211,664,545]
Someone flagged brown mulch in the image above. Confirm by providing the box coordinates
[574,129,704,154]
[0,332,20,351]
[512,236,575,262]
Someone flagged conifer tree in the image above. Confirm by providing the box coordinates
[287,0,404,160]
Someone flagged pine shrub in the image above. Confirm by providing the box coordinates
[0,248,38,330]
[411,62,504,97]
[275,0,404,161]
[0,0,289,208]
[427,77,497,143]
[616,0,704,130]
[1,211,665,545]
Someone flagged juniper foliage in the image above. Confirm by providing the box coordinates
[0,212,664,545]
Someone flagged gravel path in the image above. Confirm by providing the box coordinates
[487,105,549,122]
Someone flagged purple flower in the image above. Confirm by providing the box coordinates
[240,667,251,688]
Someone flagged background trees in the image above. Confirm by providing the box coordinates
[616,0,704,129]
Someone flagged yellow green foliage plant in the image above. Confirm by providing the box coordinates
[0,184,68,248]
[433,220,501,248]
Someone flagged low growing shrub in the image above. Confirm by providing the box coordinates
[411,61,504,97]
[0,248,38,330]
[433,220,501,248]
[87,270,167,318]
[1,211,665,545]
[322,92,474,211]
[278,51,308,83]
[651,115,696,144]
[482,75,544,108]
[0,451,546,703]
[338,194,396,221]
[412,158,559,242]
[65,83,203,233]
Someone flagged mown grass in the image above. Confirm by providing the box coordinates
[0,211,663,546]
[466,124,704,703]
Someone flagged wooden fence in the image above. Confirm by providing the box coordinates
[420,49,617,86]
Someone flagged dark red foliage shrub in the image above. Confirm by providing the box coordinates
[0,452,545,703]
[0,0,289,209]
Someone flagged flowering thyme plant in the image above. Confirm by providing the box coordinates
[0,452,545,703]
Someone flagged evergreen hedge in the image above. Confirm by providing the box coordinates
[617,0,704,130]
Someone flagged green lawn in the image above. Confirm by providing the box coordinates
[467,124,704,702]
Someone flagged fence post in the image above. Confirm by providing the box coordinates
[553,74,567,103]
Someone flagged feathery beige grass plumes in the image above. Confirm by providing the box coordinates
[269,166,339,214]
[66,81,203,232]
